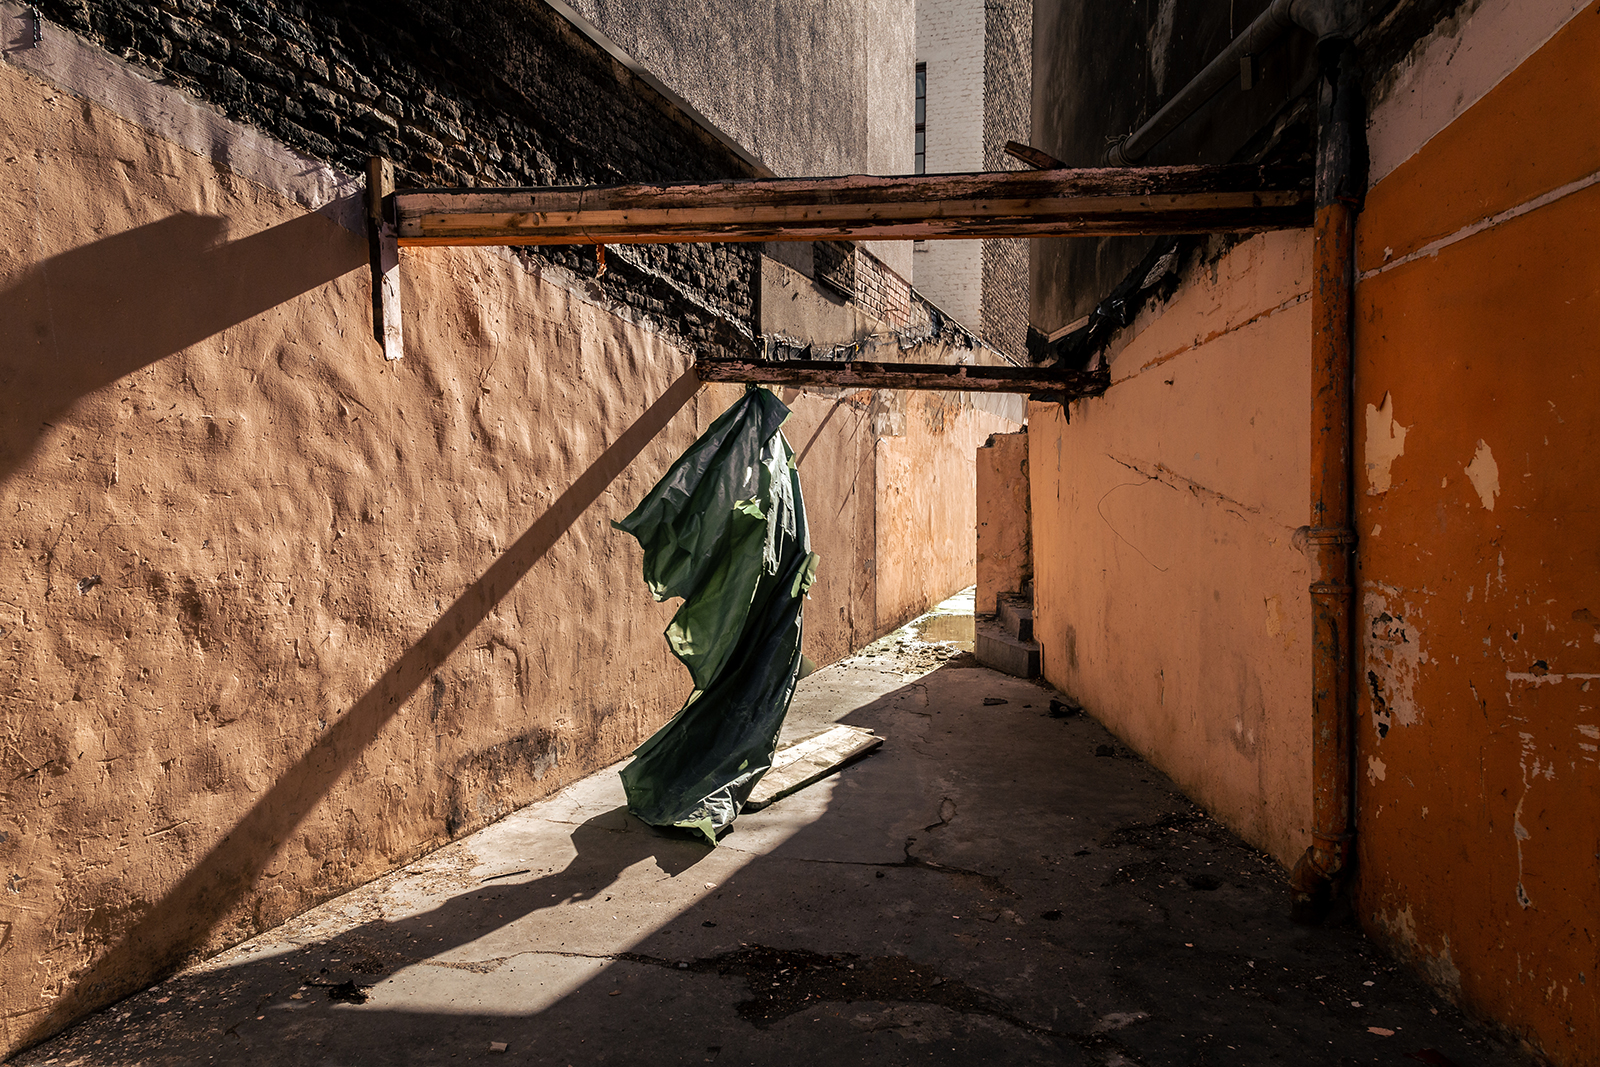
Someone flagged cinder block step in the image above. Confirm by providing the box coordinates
[976,618,1040,679]
[997,594,1034,642]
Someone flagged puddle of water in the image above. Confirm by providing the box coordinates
[915,614,976,644]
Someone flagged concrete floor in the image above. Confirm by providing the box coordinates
[12,594,1531,1067]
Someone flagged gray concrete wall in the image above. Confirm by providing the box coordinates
[561,0,914,277]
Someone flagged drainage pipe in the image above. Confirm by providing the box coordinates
[1290,41,1364,922]
[1106,0,1363,166]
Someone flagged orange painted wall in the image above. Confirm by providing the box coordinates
[1029,228,1315,868]
[1351,7,1600,1062]
[976,430,1030,616]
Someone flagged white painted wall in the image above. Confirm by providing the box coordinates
[1365,0,1590,183]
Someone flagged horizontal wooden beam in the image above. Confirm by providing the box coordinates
[392,164,1311,247]
[694,358,1111,398]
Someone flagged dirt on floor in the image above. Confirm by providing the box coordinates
[8,596,1538,1067]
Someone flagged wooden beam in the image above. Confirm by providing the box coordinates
[694,358,1111,398]
[367,156,404,361]
[392,163,1311,247]
[1004,141,1066,170]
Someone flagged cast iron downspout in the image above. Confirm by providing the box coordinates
[1290,41,1365,922]
[1106,0,1363,166]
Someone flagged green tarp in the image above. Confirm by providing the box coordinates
[612,386,818,844]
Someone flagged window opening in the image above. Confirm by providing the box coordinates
[914,62,926,174]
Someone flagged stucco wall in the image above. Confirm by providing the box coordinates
[0,54,706,1051]
[1351,3,1599,1061]
[21,0,761,358]
[0,37,1008,1061]
[1026,0,1598,1060]
[1029,229,1315,867]
[975,430,1030,617]
[876,392,1003,633]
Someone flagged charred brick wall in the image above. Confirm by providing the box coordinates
[31,0,759,355]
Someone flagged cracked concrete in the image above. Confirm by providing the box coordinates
[8,598,1532,1067]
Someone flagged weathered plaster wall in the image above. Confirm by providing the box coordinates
[1351,4,1600,1061]
[876,392,1005,633]
[0,41,1003,1062]
[1029,228,1315,867]
[976,430,1030,616]
[20,0,760,358]
[1026,0,1597,1059]
[0,55,706,1051]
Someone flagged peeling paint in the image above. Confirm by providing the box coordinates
[1463,439,1501,510]
[1505,671,1600,687]
[1374,905,1463,995]
[1364,392,1409,495]
[1365,587,1424,734]
[1368,756,1387,782]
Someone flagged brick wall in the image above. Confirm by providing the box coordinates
[30,0,759,356]
[981,0,1031,362]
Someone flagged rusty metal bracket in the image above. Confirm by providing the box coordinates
[367,156,403,361]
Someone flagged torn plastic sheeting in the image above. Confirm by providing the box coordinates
[612,385,818,845]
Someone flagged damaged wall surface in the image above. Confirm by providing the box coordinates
[1351,3,1600,1060]
[0,4,1015,1057]
[1030,228,1316,868]
[1027,0,1598,1061]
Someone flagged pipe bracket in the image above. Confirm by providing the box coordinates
[1305,526,1357,546]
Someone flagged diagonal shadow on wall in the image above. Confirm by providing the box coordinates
[19,369,703,1048]
[0,210,367,485]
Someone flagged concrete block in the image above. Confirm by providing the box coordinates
[975,617,1039,678]
[997,594,1033,641]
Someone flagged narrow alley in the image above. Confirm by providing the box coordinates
[12,596,1528,1067]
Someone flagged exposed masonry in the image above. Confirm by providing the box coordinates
[980,0,1031,363]
[27,0,760,357]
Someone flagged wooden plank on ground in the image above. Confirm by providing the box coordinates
[695,358,1111,398]
[745,725,883,812]
[391,163,1312,247]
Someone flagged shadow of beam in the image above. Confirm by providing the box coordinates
[0,211,367,485]
[22,369,703,1046]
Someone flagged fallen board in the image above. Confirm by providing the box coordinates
[744,724,883,812]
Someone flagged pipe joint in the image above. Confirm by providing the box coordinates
[1288,0,1365,44]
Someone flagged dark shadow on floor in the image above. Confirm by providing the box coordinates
[17,369,703,1048]
[12,663,1527,1067]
